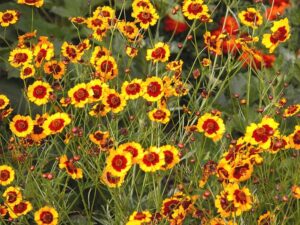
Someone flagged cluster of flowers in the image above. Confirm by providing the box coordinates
[0,165,59,225]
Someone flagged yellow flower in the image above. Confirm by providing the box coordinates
[138,146,165,172]
[9,48,33,68]
[146,42,170,63]
[10,115,34,138]
[44,60,66,80]
[68,83,93,108]
[102,89,127,113]
[238,8,263,29]
[89,103,111,117]
[0,94,10,110]
[125,46,139,58]
[226,183,253,212]
[8,201,32,219]
[20,64,35,80]
[93,6,115,21]
[87,79,108,103]
[257,211,275,225]
[61,42,83,63]
[289,125,300,150]
[121,79,143,100]
[100,167,125,188]
[160,145,180,170]
[118,142,144,164]
[142,77,164,102]
[215,189,240,218]
[283,104,300,118]
[33,36,54,67]
[0,165,15,186]
[148,108,171,124]
[203,31,225,56]
[106,150,133,176]
[43,113,71,135]
[27,80,53,106]
[34,206,59,225]
[291,185,300,199]
[95,55,118,81]
[17,0,44,7]
[182,0,209,20]
[196,113,225,142]
[128,211,152,224]
[132,4,159,29]
[117,21,139,40]
[0,10,20,27]
[3,186,22,206]
[90,46,110,66]
[262,18,290,53]
[59,155,83,179]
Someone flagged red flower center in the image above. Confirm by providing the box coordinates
[15,120,29,132]
[244,12,257,22]
[107,94,121,108]
[126,83,141,95]
[66,161,77,174]
[66,47,77,59]
[93,132,104,141]
[13,202,27,214]
[187,3,203,15]
[124,25,135,34]
[137,12,152,24]
[25,0,39,3]
[91,85,102,99]
[163,199,180,216]
[293,131,300,145]
[0,99,5,107]
[151,47,166,60]
[143,152,159,166]
[36,49,47,64]
[96,50,106,58]
[234,190,247,204]
[153,110,166,120]
[100,60,113,72]
[33,125,44,135]
[33,85,47,99]
[73,88,89,102]
[134,212,146,220]
[124,146,138,158]
[40,211,54,224]
[270,27,288,44]
[23,67,33,76]
[49,118,65,132]
[163,150,174,164]
[202,119,219,134]
[106,172,120,184]
[112,155,127,171]
[147,81,162,97]
[49,64,62,74]
[14,53,28,64]
[0,170,10,181]
[7,191,18,203]
[233,163,249,179]
[2,13,14,23]
[252,125,274,143]
[92,18,104,27]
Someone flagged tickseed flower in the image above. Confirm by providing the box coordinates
[132,3,159,29]
[262,18,290,53]
[61,42,83,63]
[100,167,125,188]
[3,186,22,206]
[182,0,209,20]
[33,36,54,67]
[209,218,237,225]
[43,113,71,135]
[238,8,263,29]
[118,142,144,164]
[89,103,111,117]
[121,79,143,100]
[146,42,170,63]
[0,94,10,110]
[127,211,152,224]
[283,104,300,118]
[117,21,139,40]
[86,15,108,31]
[68,83,92,108]
[27,81,53,106]
[17,0,44,7]
[215,189,240,218]
[160,145,180,170]
[0,10,20,27]
[89,130,111,146]
[93,6,115,21]
[142,77,164,102]
[226,183,253,212]
[196,113,225,142]
[8,201,33,219]
[9,48,33,68]
[106,150,132,176]
[44,60,66,80]
[203,31,225,56]
[20,64,35,80]
[95,55,118,82]
[125,46,139,58]
[31,114,48,142]
[90,46,111,66]
[257,211,275,225]
[34,206,59,225]
[69,16,86,24]
[138,146,165,172]
[0,165,15,186]
[102,89,127,113]
[10,115,34,138]
[228,159,254,183]
[244,117,279,149]
[289,125,300,150]
[291,185,300,199]
[87,79,108,103]
[59,155,83,179]
[148,108,171,124]
[92,27,108,42]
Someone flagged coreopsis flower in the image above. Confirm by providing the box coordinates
[102,89,127,113]
[257,211,275,225]
[69,16,86,24]
[33,36,55,67]
[0,165,15,186]
[77,39,91,53]
[86,15,108,31]
[262,18,290,53]
[138,146,165,172]
[59,155,83,179]
[92,27,108,42]
[148,108,171,124]
[95,56,118,81]
[61,42,83,63]
[244,117,279,149]
[182,0,209,20]
[0,95,10,110]
[127,211,152,224]
[17,0,44,7]
[89,103,111,117]
[238,8,263,29]
[30,114,48,142]
[27,81,53,106]
[90,46,110,66]
[209,218,237,225]
[160,145,180,170]
[117,21,139,40]
[44,60,66,80]
[121,79,143,100]
[226,183,253,212]
[146,42,170,63]
[201,58,211,67]
[268,135,290,153]
[166,60,183,72]
[100,168,125,188]
[142,77,164,102]
[125,46,139,58]
[132,4,159,29]
[3,186,22,206]
[10,115,34,138]
[196,113,225,142]
[215,189,240,218]
[20,64,35,79]
[43,113,71,135]
[203,31,225,55]
[0,10,20,27]
[68,83,92,108]
[118,142,144,164]
[18,30,37,47]
[9,48,33,68]
[289,125,300,150]
[283,104,300,118]
[291,185,300,199]
[87,79,108,103]
[89,130,111,147]
[106,150,132,176]
[228,159,254,183]
[34,206,59,225]
[8,201,33,219]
